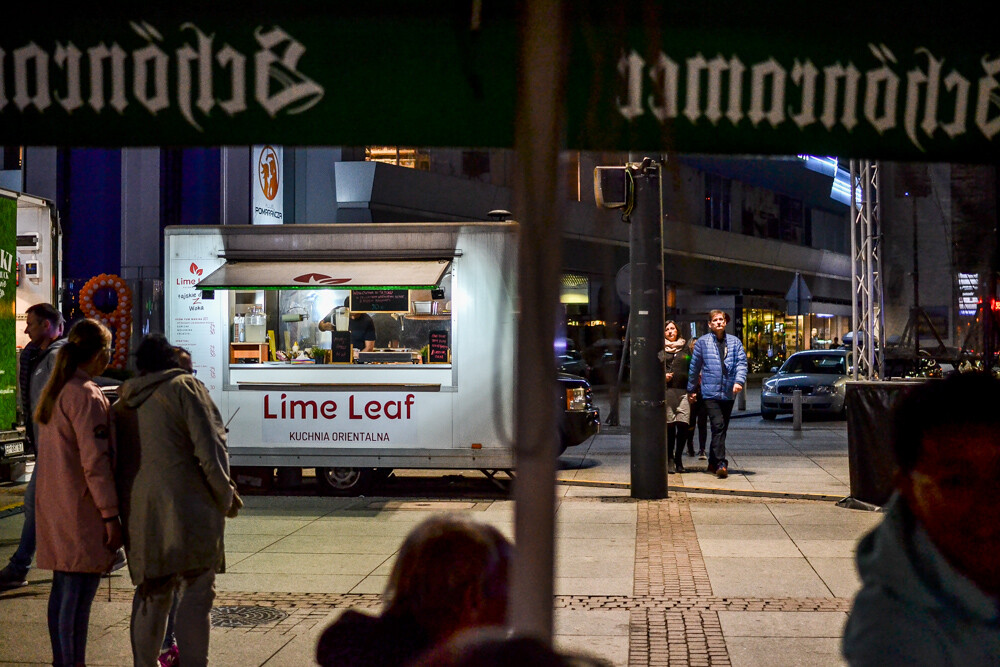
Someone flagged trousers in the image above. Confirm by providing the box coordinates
[703,399,735,469]
[131,568,216,667]
[48,571,101,666]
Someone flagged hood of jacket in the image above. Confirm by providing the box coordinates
[118,368,188,409]
[855,493,999,621]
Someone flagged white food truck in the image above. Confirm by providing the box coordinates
[165,222,597,495]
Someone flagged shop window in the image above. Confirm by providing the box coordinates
[704,173,731,231]
[2,146,22,171]
[365,146,430,170]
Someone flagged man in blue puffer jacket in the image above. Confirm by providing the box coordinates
[687,310,747,479]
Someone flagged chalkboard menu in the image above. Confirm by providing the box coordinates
[331,331,353,363]
[350,289,410,313]
[428,330,449,363]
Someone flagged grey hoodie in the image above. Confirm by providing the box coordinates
[842,493,1000,666]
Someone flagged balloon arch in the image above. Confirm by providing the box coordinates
[78,273,133,369]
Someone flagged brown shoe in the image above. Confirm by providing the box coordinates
[716,465,728,479]
[706,463,717,474]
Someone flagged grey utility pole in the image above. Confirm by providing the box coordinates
[628,159,667,499]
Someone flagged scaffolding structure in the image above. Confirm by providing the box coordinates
[850,160,885,380]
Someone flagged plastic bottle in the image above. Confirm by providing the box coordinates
[233,311,243,342]
[238,312,246,342]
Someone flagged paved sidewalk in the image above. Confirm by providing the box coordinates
[0,387,878,666]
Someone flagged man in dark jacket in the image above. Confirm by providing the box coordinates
[0,303,65,590]
[687,309,747,479]
[842,372,1000,665]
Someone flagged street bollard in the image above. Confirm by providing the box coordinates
[792,389,803,431]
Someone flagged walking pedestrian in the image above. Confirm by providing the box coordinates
[687,310,747,479]
[0,303,66,591]
[32,318,121,667]
[663,321,691,473]
[842,372,1000,665]
[682,336,709,460]
[113,334,236,667]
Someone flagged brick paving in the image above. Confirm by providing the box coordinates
[6,493,852,665]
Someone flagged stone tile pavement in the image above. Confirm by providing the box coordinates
[1,389,883,665]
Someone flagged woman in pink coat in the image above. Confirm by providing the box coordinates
[34,318,121,667]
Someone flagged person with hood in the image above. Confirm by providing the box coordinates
[113,334,236,667]
[842,372,1000,665]
[32,318,120,666]
[687,310,747,479]
[0,303,66,590]
[316,515,512,667]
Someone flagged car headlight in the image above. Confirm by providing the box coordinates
[763,379,777,391]
[565,387,588,412]
[814,385,836,395]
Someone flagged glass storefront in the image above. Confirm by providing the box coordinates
[742,298,850,372]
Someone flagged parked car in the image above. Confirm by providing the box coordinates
[760,350,850,420]
[557,372,600,454]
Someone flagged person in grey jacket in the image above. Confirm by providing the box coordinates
[0,303,65,590]
[842,372,1000,666]
[113,334,237,667]
[686,310,747,479]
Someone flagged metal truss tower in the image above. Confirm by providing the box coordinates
[849,160,885,380]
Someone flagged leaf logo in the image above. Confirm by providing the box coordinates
[190,263,204,276]
[293,273,350,286]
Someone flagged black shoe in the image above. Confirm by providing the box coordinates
[698,450,707,460]
[674,461,686,473]
[706,463,717,474]
[0,564,28,590]
[668,461,676,474]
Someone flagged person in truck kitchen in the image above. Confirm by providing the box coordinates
[319,297,376,354]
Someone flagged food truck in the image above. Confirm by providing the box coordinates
[165,222,596,494]
[1,188,60,480]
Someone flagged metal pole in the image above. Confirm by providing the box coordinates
[912,197,920,359]
[629,159,667,499]
[509,0,565,643]
[850,161,859,380]
[792,389,803,431]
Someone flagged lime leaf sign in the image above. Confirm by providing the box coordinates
[0,195,16,429]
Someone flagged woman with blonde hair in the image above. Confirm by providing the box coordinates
[33,318,120,667]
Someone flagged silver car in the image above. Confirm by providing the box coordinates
[760,350,850,420]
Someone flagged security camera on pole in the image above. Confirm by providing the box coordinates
[595,158,667,499]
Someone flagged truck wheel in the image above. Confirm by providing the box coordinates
[317,467,376,496]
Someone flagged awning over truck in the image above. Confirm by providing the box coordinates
[196,260,450,290]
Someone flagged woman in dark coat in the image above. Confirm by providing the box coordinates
[664,321,691,473]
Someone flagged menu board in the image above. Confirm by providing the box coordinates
[350,289,410,313]
[428,330,449,363]
[167,258,225,403]
[331,331,353,363]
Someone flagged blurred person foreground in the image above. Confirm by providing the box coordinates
[842,372,1000,665]
[316,514,512,667]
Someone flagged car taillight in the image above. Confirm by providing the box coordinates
[566,387,587,412]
